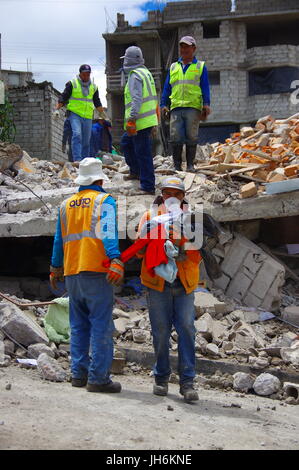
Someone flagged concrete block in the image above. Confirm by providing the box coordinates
[250,258,284,301]
[253,373,281,396]
[240,182,257,199]
[243,291,263,309]
[283,382,299,404]
[226,271,253,302]
[0,303,49,347]
[194,292,227,318]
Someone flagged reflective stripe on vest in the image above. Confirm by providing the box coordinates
[124,67,158,131]
[60,192,109,244]
[67,78,97,119]
[169,61,204,111]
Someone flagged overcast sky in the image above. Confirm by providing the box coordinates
[0,0,180,106]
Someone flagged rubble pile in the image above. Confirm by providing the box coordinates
[193,112,299,199]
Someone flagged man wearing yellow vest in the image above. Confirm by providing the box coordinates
[50,158,124,393]
[137,177,201,403]
[56,64,105,162]
[161,36,211,172]
[120,46,158,194]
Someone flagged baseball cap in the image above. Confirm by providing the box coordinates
[79,64,91,73]
[161,176,185,193]
[179,36,196,46]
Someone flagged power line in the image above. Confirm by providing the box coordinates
[2,61,105,66]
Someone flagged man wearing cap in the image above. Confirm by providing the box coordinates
[56,65,106,162]
[120,46,158,195]
[161,36,211,172]
[50,158,124,393]
[136,176,202,403]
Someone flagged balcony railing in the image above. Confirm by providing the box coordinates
[107,68,163,91]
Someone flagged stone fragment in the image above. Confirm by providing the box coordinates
[206,343,220,356]
[28,343,55,359]
[240,182,257,199]
[195,335,208,354]
[253,373,281,396]
[249,356,269,369]
[280,345,299,366]
[284,164,299,177]
[233,372,255,392]
[283,382,299,404]
[0,303,49,347]
[132,329,150,343]
[0,143,23,172]
[111,357,126,374]
[37,353,68,382]
[195,313,226,343]
[113,318,129,337]
[4,339,15,356]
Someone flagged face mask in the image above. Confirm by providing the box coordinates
[164,197,181,213]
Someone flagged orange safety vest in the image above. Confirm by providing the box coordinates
[60,189,112,276]
[137,205,202,294]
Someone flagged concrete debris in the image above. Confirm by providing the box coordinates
[194,291,228,318]
[233,372,254,392]
[282,305,299,327]
[0,142,23,172]
[0,303,49,347]
[27,343,56,359]
[37,353,68,382]
[283,382,299,404]
[280,342,299,366]
[253,373,281,396]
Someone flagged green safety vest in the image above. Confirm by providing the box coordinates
[124,67,158,131]
[169,60,205,111]
[67,78,97,119]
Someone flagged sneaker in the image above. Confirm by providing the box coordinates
[123,174,139,181]
[179,383,199,403]
[153,382,168,396]
[71,377,88,387]
[86,381,121,393]
[186,165,195,173]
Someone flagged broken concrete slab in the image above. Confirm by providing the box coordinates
[0,303,49,347]
[214,233,285,312]
[281,345,299,366]
[194,291,228,318]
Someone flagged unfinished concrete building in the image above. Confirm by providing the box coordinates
[103,0,299,144]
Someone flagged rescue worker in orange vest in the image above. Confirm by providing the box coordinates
[50,158,124,393]
[137,176,202,403]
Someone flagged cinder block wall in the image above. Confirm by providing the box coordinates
[8,83,66,162]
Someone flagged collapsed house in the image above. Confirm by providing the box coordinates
[0,111,299,399]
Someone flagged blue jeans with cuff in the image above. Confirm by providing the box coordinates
[120,127,155,192]
[146,279,196,385]
[69,111,92,161]
[65,272,114,385]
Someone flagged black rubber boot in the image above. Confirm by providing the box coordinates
[186,144,197,172]
[172,144,183,171]
[179,383,199,403]
[153,378,169,396]
[86,381,122,393]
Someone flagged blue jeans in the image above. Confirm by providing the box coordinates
[147,280,196,385]
[169,108,201,145]
[69,111,92,161]
[65,272,114,384]
[120,127,155,192]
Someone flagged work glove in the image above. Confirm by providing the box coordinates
[126,120,137,136]
[106,258,125,286]
[49,266,64,290]
[161,106,170,120]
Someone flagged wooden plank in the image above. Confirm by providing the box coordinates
[218,163,269,178]
[184,173,196,191]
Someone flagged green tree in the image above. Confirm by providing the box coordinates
[0,98,16,142]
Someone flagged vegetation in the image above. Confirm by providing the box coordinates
[0,98,16,142]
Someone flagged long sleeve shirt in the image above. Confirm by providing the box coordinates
[58,81,102,108]
[125,66,146,121]
[160,57,210,108]
[51,185,120,268]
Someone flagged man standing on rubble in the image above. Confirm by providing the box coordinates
[55,64,106,162]
[160,36,211,172]
[136,177,202,403]
[49,158,124,393]
[120,46,158,195]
